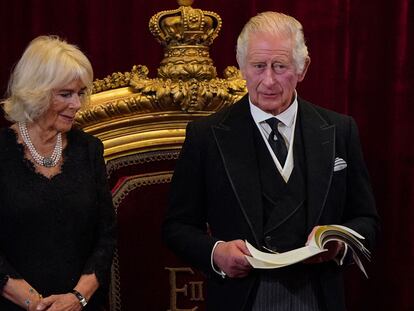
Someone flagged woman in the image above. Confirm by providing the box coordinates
[0,36,116,311]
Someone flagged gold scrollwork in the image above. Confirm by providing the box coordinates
[91,65,149,93]
[76,0,247,129]
[129,68,245,112]
[106,150,180,178]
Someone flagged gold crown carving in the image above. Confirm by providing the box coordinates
[76,0,246,127]
[149,0,222,80]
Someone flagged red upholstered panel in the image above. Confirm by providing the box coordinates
[108,152,206,311]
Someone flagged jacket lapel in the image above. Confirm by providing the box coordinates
[212,96,263,245]
[211,97,335,242]
[298,99,336,230]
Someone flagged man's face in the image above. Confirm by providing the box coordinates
[240,32,309,115]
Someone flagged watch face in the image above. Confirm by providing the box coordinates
[71,290,87,307]
[80,298,87,307]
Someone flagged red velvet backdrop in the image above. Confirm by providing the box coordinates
[1,0,413,310]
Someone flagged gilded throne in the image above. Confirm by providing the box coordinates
[76,1,246,310]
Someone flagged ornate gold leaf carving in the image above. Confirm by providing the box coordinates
[76,0,247,140]
[129,67,245,112]
[91,65,149,93]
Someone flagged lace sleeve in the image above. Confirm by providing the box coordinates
[82,138,116,288]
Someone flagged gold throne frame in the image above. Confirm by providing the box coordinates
[75,1,246,310]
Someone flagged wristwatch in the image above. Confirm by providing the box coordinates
[71,289,88,307]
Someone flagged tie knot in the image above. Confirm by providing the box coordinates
[265,117,280,130]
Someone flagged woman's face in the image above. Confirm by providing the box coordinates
[38,79,86,133]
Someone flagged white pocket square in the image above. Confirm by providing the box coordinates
[334,157,347,172]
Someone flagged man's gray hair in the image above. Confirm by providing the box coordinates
[236,11,309,74]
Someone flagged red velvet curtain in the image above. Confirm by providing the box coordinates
[1,0,413,310]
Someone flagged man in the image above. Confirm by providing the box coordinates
[163,11,379,311]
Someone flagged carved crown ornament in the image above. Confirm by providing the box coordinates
[76,0,246,160]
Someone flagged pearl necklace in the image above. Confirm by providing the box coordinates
[18,121,62,167]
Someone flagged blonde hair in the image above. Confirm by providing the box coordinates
[236,11,309,74]
[2,35,93,122]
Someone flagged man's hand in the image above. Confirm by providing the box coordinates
[304,226,345,264]
[213,240,252,278]
[36,293,82,311]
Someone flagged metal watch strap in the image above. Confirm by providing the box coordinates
[71,289,88,307]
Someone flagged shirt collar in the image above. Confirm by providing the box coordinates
[249,91,298,128]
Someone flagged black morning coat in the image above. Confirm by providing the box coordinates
[163,95,379,311]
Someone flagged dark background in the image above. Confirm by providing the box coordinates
[1,0,413,310]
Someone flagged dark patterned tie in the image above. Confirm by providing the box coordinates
[265,118,288,166]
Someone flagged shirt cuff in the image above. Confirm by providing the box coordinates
[334,243,348,266]
[211,241,226,278]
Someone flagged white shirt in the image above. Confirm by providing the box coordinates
[249,94,298,182]
[211,92,347,276]
[210,93,299,277]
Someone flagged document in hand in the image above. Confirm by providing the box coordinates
[245,225,371,277]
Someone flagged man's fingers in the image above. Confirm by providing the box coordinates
[213,240,254,277]
[234,239,251,256]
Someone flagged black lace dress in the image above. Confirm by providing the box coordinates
[0,127,116,310]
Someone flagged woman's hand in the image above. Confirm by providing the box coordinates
[1,278,43,311]
[26,295,42,311]
[36,273,99,310]
[36,293,82,311]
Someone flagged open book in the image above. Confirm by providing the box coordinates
[245,225,371,277]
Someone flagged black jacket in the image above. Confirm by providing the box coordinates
[163,95,379,311]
